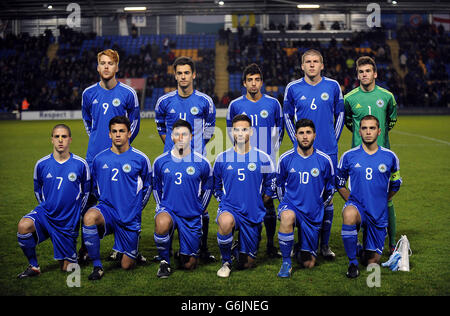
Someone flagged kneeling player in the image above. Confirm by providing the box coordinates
[152,119,213,278]
[276,119,334,277]
[337,115,402,278]
[17,124,90,278]
[213,114,276,278]
[82,116,152,280]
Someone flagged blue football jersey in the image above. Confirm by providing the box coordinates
[92,147,152,230]
[226,94,284,159]
[33,153,90,231]
[336,145,402,227]
[213,147,276,224]
[284,77,344,155]
[153,151,213,218]
[155,90,216,154]
[277,148,334,225]
[82,81,140,165]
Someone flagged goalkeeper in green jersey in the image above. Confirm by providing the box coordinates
[344,56,398,254]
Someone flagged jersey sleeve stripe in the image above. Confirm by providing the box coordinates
[316,150,335,175]
[155,91,176,111]
[283,78,302,101]
[33,154,51,180]
[335,112,344,139]
[380,147,400,169]
[131,148,152,171]
[73,154,91,180]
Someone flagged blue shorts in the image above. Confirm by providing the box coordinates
[343,200,387,255]
[24,205,78,263]
[216,208,262,259]
[94,203,140,260]
[155,207,202,257]
[278,202,320,257]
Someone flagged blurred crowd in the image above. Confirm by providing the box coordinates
[0,22,448,112]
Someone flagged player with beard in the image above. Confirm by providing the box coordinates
[276,119,335,277]
[336,115,401,278]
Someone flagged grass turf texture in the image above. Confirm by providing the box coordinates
[0,116,449,296]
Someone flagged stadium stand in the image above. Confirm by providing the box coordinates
[0,22,448,112]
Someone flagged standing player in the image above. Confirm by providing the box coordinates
[82,116,152,280]
[213,114,276,278]
[283,49,344,259]
[155,56,216,262]
[276,119,334,277]
[82,49,140,170]
[226,63,284,258]
[344,56,398,253]
[81,49,141,262]
[152,119,213,278]
[17,124,90,278]
[336,115,402,278]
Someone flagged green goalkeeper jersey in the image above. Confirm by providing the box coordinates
[344,85,397,148]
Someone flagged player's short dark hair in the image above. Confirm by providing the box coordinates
[172,119,192,134]
[232,114,252,127]
[356,56,377,73]
[109,115,131,132]
[242,63,263,84]
[173,56,196,73]
[52,124,71,137]
[295,118,316,133]
[360,115,380,128]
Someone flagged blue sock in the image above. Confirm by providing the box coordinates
[264,207,277,247]
[278,232,294,264]
[321,204,334,247]
[154,233,171,264]
[341,224,358,266]
[217,232,233,264]
[17,232,38,267]
[82,225,102,268]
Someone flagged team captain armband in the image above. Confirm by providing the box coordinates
[389,170,402,192]
[390,170,401,182]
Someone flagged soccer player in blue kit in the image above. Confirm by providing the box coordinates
[226,63,284,258]
[214,114,276,278]
[80,49,141,262]
[283,49,344,259]
[82,49,140,169]
[82,116,152,280]
[17,124,90,278]
[155,56,216,262]
[336,115,402,278]
[276,119,335,277]
[152,119,213,278]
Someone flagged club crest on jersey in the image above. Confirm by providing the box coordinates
[260,109,269,118]
[122,163,132,173]
[186,166,195,175]
[248,162,257,171]
[378,164,387,173]
[321,92,329,101]
[311,168,320,177]
[376,99,384,108]
[190,106,199,115]
[68,172,77,181]
[112,98,121,107]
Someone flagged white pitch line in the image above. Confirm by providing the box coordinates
[392,130,450,146]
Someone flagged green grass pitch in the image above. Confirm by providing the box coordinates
[0,116,449,296]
